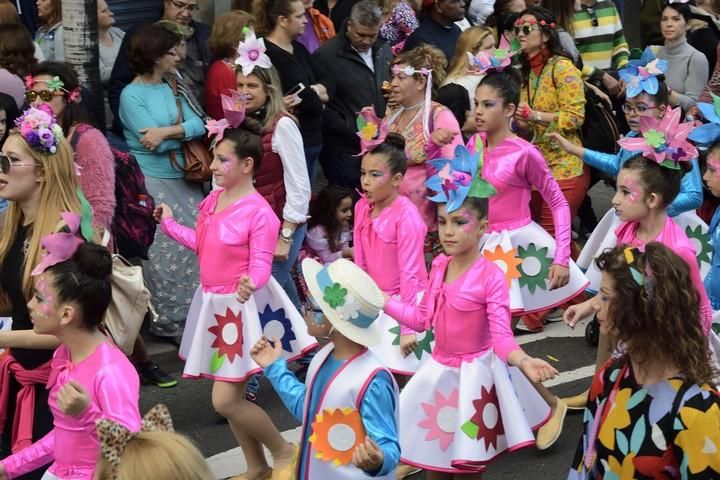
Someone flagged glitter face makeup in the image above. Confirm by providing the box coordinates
[458,208,479,233]
[624,178,642,203]
[703,151,720,197]
[35,275,55,318]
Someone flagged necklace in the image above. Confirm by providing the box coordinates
[401,100,424,110]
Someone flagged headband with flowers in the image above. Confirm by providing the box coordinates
[235,27,272,77]
[15,104,65,155]
[356,106,388,156]
[25,75,81,103]
[390,64,433,139]
[618,47,668,99]
[617,106,697,169]
[688,93,720,147]
[425,139,496,213]
[205,90,247,147]
[514,17,556,28]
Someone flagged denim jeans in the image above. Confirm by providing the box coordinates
[272,223,307,311]
[305,144,322,187]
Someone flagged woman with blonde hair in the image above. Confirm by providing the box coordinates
[0,105,85,480]
[205,10,255,120]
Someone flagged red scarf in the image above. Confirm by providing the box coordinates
[528,48,551,77]
[0,353,52,453]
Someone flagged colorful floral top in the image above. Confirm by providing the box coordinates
[569,356,720,479]
[379,0,419,47]
[521,56,585,180]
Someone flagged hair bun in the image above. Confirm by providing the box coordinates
[384,133,406,151]
[74,243,113,280]
[240,117,263,137]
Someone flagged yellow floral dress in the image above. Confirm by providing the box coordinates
[569,357,720,479]
[521,55,585,180]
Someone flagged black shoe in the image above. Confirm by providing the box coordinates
[139,362,178,388]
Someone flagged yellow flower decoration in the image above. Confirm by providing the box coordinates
[359,122,378,141]
[598,388,633,450]
[675,402,720,474]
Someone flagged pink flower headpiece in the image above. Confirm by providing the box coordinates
[25,75,81,103]
[356,106,388,156]
[31,212,85,276]
[15,104,65,155]
[514,17,556,28]
[467,35,520,75]
[234,28,272,77]
[617,106,697,169]
[205,90,247,147]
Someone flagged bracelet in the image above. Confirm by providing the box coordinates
[534,111,541,123]
[280,235,293,244]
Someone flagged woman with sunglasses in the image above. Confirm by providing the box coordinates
[26,62,116,232]
[119,24,205,343]
[0,105,85,480]
[514,6,587,332]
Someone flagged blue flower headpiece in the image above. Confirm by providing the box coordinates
[425,140,496,213]
[688,93,720,146]
[618,47,668,99]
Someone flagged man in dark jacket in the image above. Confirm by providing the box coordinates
[107,0,211,137]
[313,0,392,189]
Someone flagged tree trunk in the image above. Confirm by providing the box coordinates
[62,0,104,128]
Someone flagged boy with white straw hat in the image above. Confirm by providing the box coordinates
[251,258,400,480]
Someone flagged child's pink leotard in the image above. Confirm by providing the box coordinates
[1,343,141,479]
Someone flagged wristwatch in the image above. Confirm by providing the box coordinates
[280,227,294,242]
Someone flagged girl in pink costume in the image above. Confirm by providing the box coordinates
[354,127,431,376]
[466,54,588,321]
[384,145,559,477]
[156,118,317,480]
[0,229,141,480]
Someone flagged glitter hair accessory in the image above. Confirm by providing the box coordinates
[31,212,85,276]
[356,106,388,155]
[618,47,668,99]
[25,75,81,103]
[688,93,720,146]
[391,64,433,139]
[425,140,496,213]
[234,27,272,77]
[617,106,697,169]
[15,104,65,155]
[467,36,519,74]
[205,90,247,147]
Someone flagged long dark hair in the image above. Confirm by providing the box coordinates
[542,0,576,34]
[307,185,353,253]
[595,243,716,386]
[517,6,573,82]
[0,92,19,146]
[30,62,96,134]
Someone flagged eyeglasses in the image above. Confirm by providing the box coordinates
[513,24,541,36]
[169,0,199,13]
[583,6,599,27]
[304,296,326,326]
[25,90,61,102]
[0,154,40,174]
[621,103,658,114]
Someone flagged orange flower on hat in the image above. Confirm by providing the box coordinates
[310,408,366,466]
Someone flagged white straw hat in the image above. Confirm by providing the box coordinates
[301,258,384,346]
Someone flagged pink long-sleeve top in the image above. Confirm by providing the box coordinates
[384,254,520,367]
[161,190,280,294]
[1,342,141,480]
[615,218,713,334]
[302,225,351,264]
[467,135,572,267]
[354,195,428,335]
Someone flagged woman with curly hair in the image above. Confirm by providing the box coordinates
[0,23,38,80]
[568,243,720,479]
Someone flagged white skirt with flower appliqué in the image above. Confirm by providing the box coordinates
[398,352,550,473]
[179,279,318,382]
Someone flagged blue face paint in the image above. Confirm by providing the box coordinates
[305,296,326,326]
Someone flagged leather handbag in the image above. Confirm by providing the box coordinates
[100,231,152,354]
[168,81,212,183]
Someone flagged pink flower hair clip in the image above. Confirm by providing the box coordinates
[235,27,272,77]
[205,90,247,147]
[391,64,430,78]
[356,106,388,155]
[31,212,85,276]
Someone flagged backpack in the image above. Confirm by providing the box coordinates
[70,124,157,259]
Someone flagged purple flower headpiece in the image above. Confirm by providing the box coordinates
[618,47,668,99]
[15,104,65,155]
[235,28,272,76]
[617,106,697,169]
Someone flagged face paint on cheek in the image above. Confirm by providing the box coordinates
[220,160,233,175]
[36,276,54,317]
[708,156,720,179]
[624,179,641,203]
[459,208,478,233]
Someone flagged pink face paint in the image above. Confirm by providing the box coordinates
[35,275,54,317]
[458,208,479,233]
[220,159,233,175]
[708,154,720,179]
[623,178,642,203]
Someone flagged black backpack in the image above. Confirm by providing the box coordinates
[70,124,156,259]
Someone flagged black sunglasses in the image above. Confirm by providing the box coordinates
[25,90,56,102]
[513,24,540,36]
[0,153,40,174]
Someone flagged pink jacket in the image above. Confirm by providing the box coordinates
[354,195,427,335]
[72,125,116,230]
[467,135,572,267]
[615,218,713,334]
[1,343,141,479]
[302,225,351,265]
[161,190,280,294]
[385,254,519,366]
